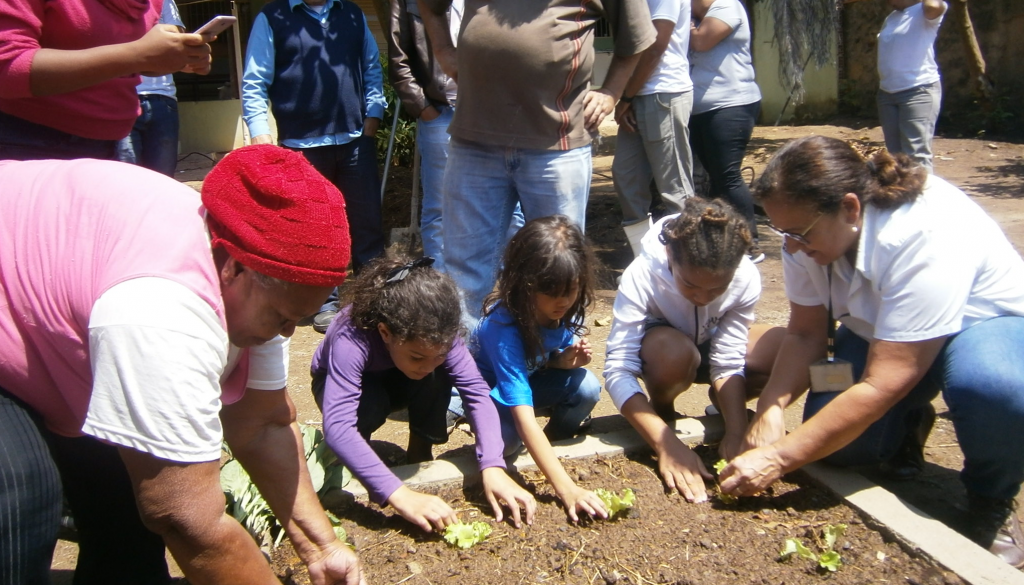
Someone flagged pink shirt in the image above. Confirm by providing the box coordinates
[0,159,243,436]
[0,0,159,140]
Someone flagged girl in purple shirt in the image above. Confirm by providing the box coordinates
[311,256,536,533]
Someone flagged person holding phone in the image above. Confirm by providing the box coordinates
[718,135,1024,568]
[0,0,214,161]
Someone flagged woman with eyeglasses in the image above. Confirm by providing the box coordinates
[718,135,1024,568]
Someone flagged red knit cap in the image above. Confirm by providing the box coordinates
[202,145,351,287]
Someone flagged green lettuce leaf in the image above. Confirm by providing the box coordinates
[594,488,636,517]
[780,538,817,561]
[443,521,492,549]
[819,550,842,572]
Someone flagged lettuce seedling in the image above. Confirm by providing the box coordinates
[712,459,738,504]
[594,488,636,517]
[818,550,842,572]
[780,538,816,561]
[443,521,492,549]
[779,524,847,572]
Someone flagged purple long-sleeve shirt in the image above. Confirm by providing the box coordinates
[311,311,506,504]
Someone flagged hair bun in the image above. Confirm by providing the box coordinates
[700,206,730,227]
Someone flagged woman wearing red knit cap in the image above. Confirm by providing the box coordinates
[0,146,364,585]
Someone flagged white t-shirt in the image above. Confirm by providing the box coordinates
[604,215,761,411]
[877,1,945,93]
[783,175,1024,343]
[689,0,761,114]
[84,277,289,462]
[639,0,693,96]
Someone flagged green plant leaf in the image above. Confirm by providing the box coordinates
[325,511,348,543]
[322,463,352,494]
[443,521,492,549]
[594,488,636,517]
[780,538,817,561]
[713,459,728,474]
[220,459,250,498]
[819,550,842,572]
[823,524,847,551]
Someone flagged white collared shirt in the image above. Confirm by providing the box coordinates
[783,175,1024,343]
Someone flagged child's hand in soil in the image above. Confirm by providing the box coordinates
[550,338,592,369]
[657,437,713,503]
[557,484,609,523]
[307,540,367,585]
[387,485,458,533]
[481,467,537,528]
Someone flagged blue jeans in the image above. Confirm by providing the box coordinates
[805,317,1024,500]
[117,94,180,177]
[0,109,116,161]
[417,106,454,272]
[443,139,591,327]
[877,81,942,173]
[493,367,602,457]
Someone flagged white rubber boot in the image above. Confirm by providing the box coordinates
[623,219,651,258]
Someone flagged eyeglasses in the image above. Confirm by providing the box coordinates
[765,213,824,246]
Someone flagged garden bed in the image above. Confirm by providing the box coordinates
[273,448,959,585]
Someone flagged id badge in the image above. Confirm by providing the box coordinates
[809,358,855,393]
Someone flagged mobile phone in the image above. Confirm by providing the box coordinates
[194,15,237,38]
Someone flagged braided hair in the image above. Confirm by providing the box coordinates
[660,198,752,272]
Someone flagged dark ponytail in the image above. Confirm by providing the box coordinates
[753,135,927,212]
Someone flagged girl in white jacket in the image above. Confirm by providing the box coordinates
[604,198,781,502]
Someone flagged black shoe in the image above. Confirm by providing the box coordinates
[879,403,935,481]
[312,309,338,334]
[967,494,1024,568]
[57,511,78,543]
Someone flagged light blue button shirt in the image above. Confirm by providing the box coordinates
[241,0,386,148]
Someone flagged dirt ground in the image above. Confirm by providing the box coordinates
[49,122,1024,582]
[275,449,960,585]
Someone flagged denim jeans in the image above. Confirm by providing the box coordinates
[294,136,385,270]
[117,94,180,177]
[493,367,602,457]
[612,91,694,226]
[417,106,455,272]
[689,101,761,239]
[443,138,591,327]
[0,109,116,162]
[877,81,942,173]
[805,317,1024,500]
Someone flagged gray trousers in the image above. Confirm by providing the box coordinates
[877,81,942,173]
[612,91,694,225]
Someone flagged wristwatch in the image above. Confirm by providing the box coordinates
[620,95,634,104]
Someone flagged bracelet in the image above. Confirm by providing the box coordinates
[619,95,634,104]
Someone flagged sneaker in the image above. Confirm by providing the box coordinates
[704,404,720,417]
[967,494,1024,568]
[747,244,765,264]
[879,403,935,481]
[445,410,466,434]
[312,309,338,334]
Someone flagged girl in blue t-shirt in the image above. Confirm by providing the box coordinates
[472,215,608,522]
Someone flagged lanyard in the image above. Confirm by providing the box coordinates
[827,264,836,363]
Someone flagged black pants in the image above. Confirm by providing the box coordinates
[291,137,385,271]
[0,109,116,162]
[0,387,170,585]
[312,367,452,445]
[688,101,761,239]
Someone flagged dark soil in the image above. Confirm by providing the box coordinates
[272,448,959,585]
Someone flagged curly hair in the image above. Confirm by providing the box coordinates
[483,215,595,370]
[753,135,927,213]
[660,198,751,273]
[343,255,462,347]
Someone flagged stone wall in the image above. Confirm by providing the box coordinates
[841,0,1024,136]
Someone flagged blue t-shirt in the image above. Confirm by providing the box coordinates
[473,304,575,408]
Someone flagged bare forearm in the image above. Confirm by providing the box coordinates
[605,52,644,99]
[516,418,576,496]
[164,513,280,585]
[772,381,901,471]
[30,46,142,96]
[755,333,824,414]
[620,393,683,455]
[714,376,749,436]
[230,421,338,563]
